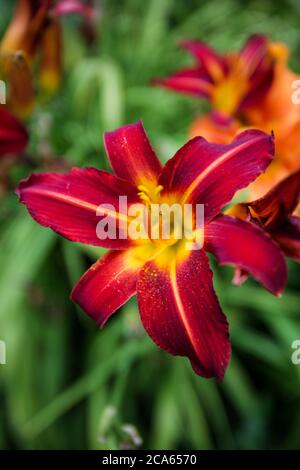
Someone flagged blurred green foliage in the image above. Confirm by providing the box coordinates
[0,0,300,450]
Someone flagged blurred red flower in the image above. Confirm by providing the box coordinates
[154,35,274,117]
[0,106,28,157]
[159,37,300,199]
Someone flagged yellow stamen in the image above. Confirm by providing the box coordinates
[138,192,151,204]
[154,185,164,196]
[137,184,164,205]
[137,184,150,194]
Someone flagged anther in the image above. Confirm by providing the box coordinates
[154,185,164,196]
[137,185,150,194]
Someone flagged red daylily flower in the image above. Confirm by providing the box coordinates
[0,106,28,157]
[229,170,300,264]
[153,34,274,118]
[0,0,95,117]
[16,121,287,379]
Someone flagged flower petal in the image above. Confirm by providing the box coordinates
[159,129,274,221]
[240,63,274,111]
[1,53,35,118]
[137,249,231,379]
[104,121,162,187]
[72,247,147,326]
[273,216,300,262]
[39,19,62,93]
[248,170,300,228]
[239,34,269,76]
[237,35,274,110]
[153,68,213,98]
[52,0,95,18]
[16,167,141,248]
[239,34,275,111]
[0,0,36,54]
[0,107,28,156]
[180,40,226,81]
[189,112,241,142]
[0,0,50,58]
[205,214,287,295]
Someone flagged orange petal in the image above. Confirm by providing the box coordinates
[0,52,35,118]
[0,0,32,54]
[39,19,63,93]
[189,113,241,143]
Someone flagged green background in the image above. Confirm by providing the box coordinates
[0,0,300,449]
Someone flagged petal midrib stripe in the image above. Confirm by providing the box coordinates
[181,135,267,204]
[169,77,213,93]
[117,129,161,184]
[23,187,130,223]
[170,257,200,358]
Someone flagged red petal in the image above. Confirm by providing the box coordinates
[160,129,274,221]
[0,107,28,156]
[205,214,287,295]
[180,40,226,81]
[238,35,274,109]
[248,170,300,228]
[240,34,269,76]
[72,248,142,326]
[104,121,162,186]
[16,167,140,248]
[52,0,95,18]
[240,62,274,111]
[137,249,231,379]
[273,216,300,262]
[153,68,213,98]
